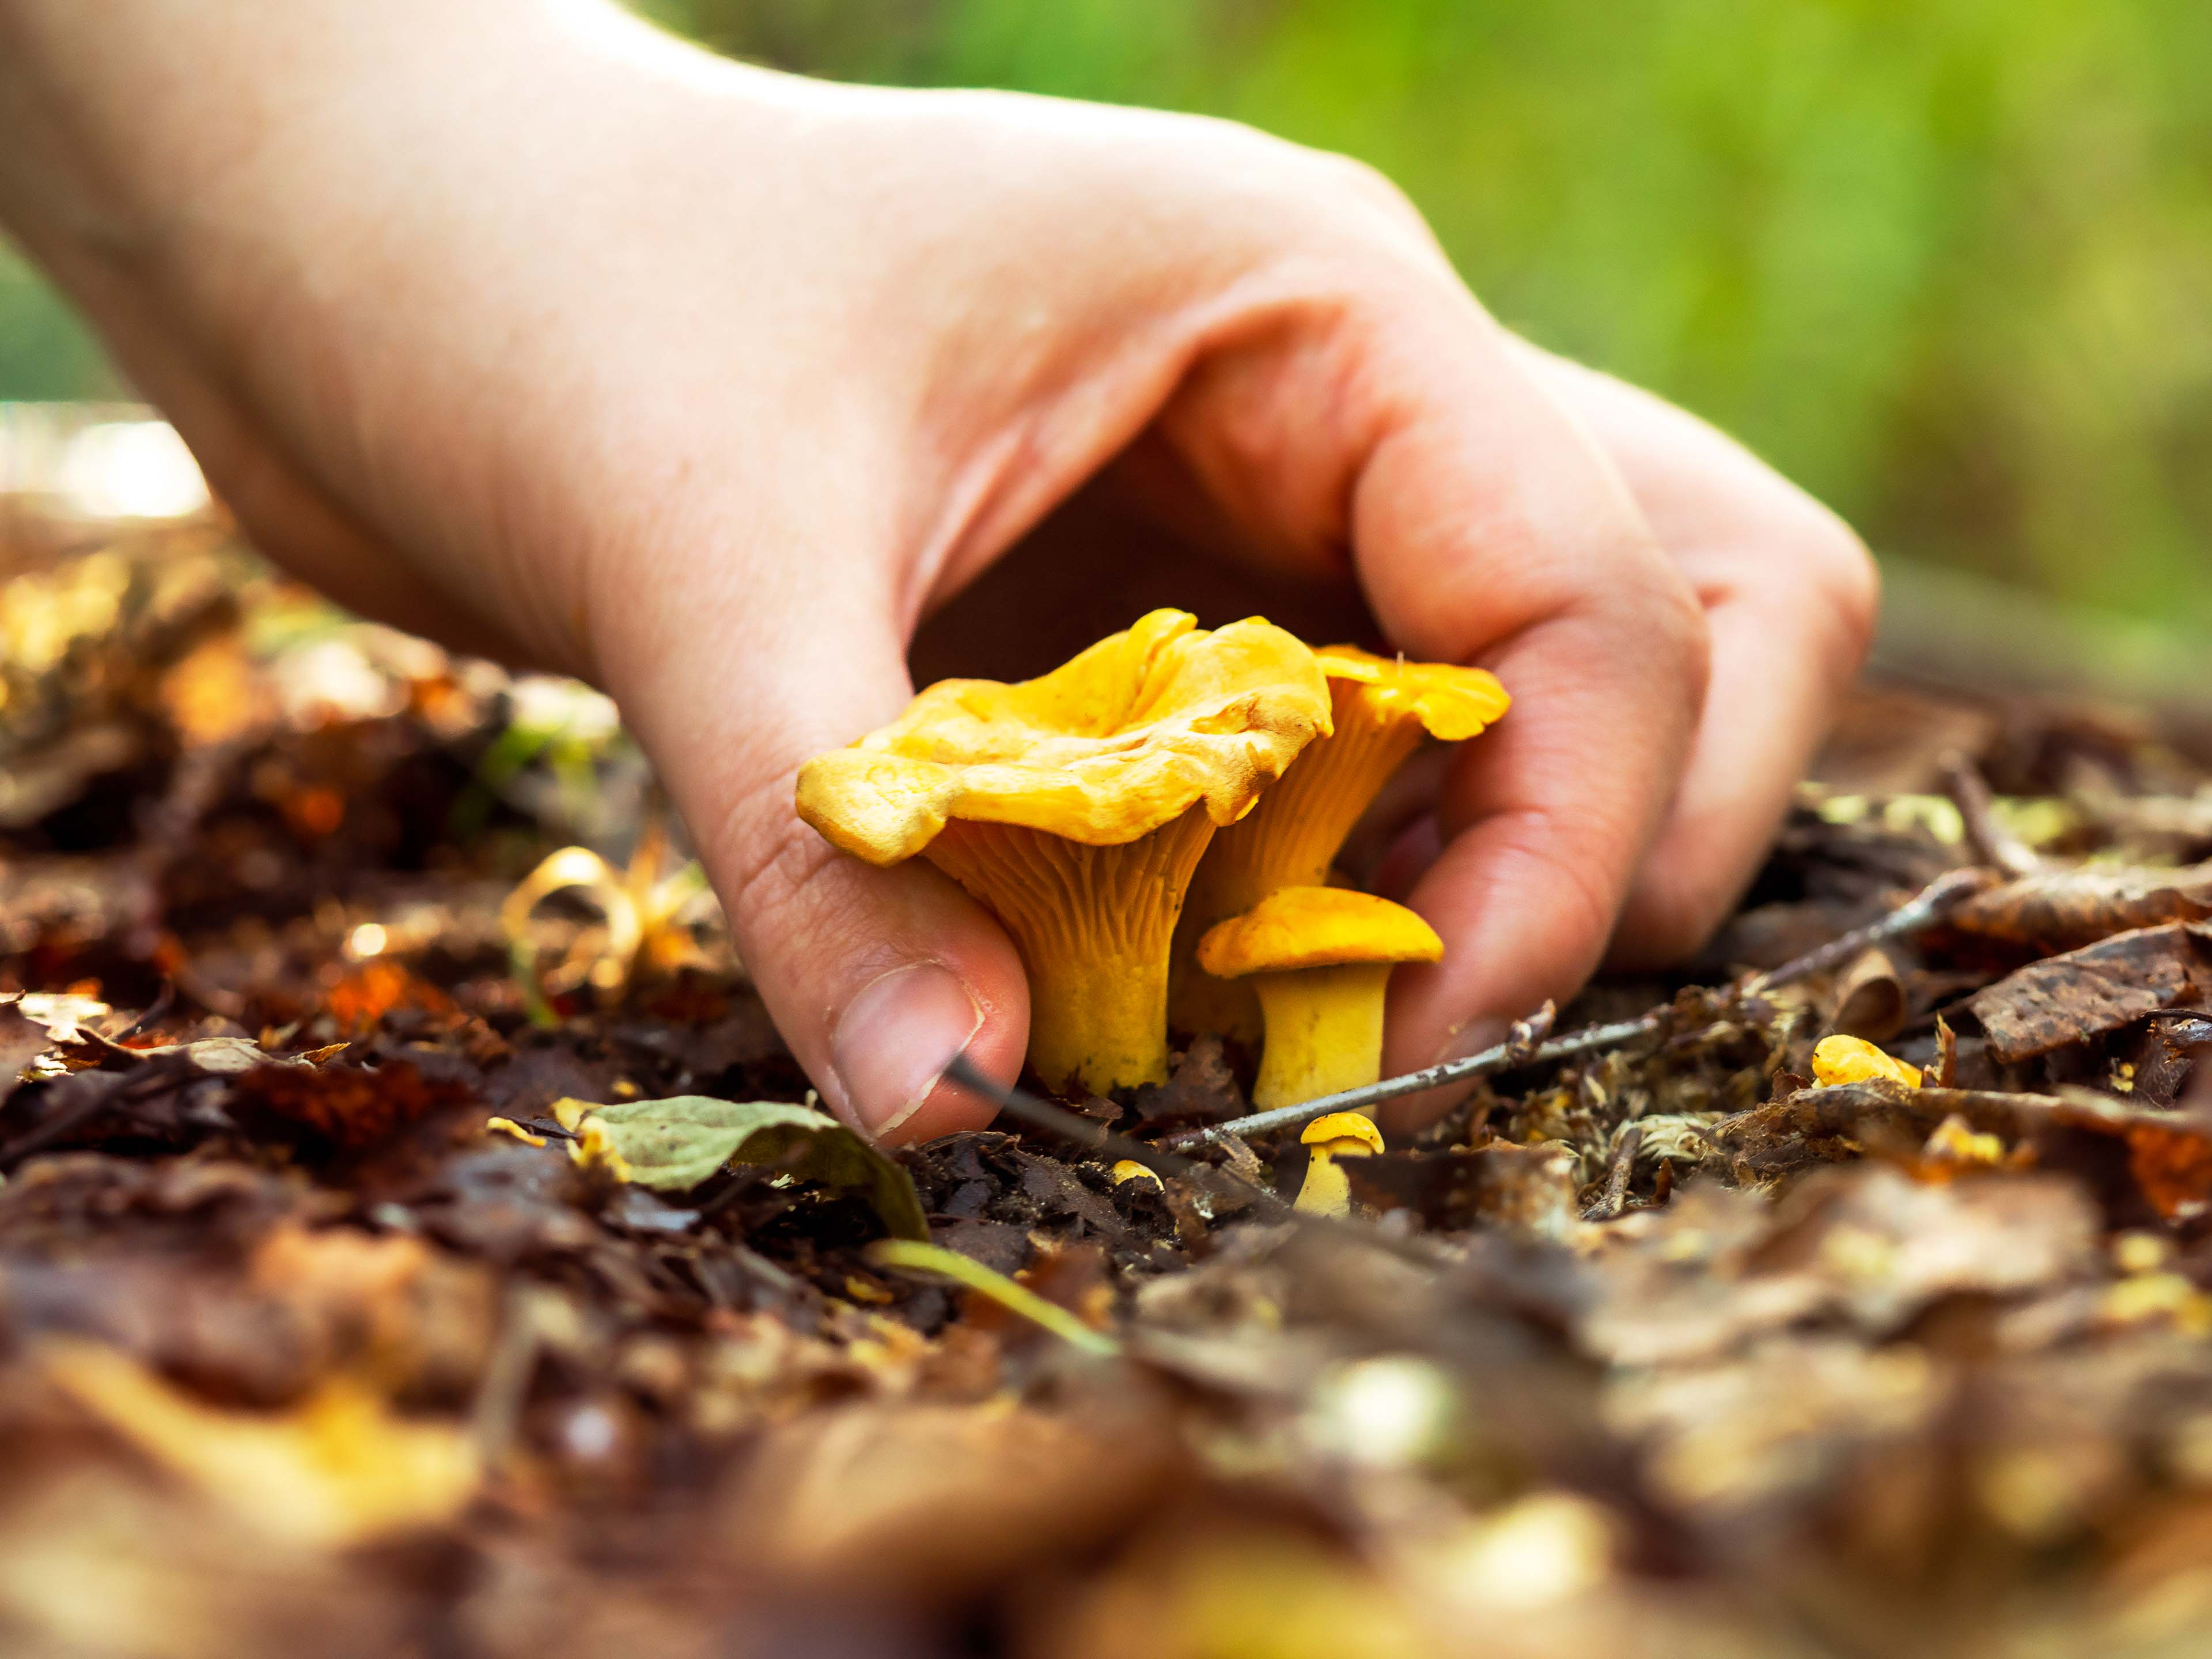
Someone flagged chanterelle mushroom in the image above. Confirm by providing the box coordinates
[1296,1110,1385,1217]
[1197,886,1442,1111]
[1172,646,1506,1040]
[796,609,1331,1096]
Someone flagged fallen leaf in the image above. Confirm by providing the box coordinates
[1967,923,2209,1063]
[7,990,112,1044]
[1830,948,1907,1043]
[550,1094,929,1241]
[1948,863,2212,952]
[0,1003,52,1106]
[233,1058,472,1152]
[41,1340,479,1547]
[323,960,459,1037]
[720,1397,1172,1601]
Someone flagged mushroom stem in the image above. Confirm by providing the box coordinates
[925,808,1216,1096]
[1172,681,1427,1041]
[1294,1111,1384,1215]
[1295,1151,1354,1217]
[1249,962,1394,1111]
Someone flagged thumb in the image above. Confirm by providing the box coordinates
[606,587,1029,1143]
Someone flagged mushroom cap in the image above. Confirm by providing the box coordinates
[1301,1111,1385,1154]
[1196,887,1444,979]
[1316,645,1510,741]
[796,609,1333,865]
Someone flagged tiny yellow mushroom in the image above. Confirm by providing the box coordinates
[1110,1159,1165,1191]
[1198,887,1443,1111]
[1811,1033,1923,1089]
[1922,1113,2003,1167]
[1297,1111,1385,1217]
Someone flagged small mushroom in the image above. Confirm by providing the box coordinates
[1296,1110,1385,1216]
[1810,1033,1923,1090]
[1173,646,1506,1040]
[1197,887,1443,1111]
[797,609,1331,1096]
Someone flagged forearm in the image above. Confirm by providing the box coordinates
[0,1,842,664]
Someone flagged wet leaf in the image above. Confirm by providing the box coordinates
[549,1094,928,1240]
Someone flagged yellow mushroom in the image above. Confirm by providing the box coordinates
[1810,1034,1922,1089]
[1296,1110,1385,1217]
[1172,646,1507,1041]
[1197,887,1443,1111]
[797,609,1330,1096]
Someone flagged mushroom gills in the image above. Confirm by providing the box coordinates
[1250,961,1393,1111]
[923,808,1215,1096]
[1171,671,1446,1041]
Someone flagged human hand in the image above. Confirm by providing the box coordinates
[0,0,1876,1139]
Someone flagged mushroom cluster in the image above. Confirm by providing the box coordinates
[797,609,1331,1096]
[796,615,1509,1133]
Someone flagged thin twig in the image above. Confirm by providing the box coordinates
[942,1056,1449,1263]
[1161,1014,1660,1151]
[944,1053,1202,1183]
[1582,1126,1642,1223]
[1737,866,1996,998]
[1940,751,2042,878]
[1165,865,1995,1151]
[1501,1001,1558,1065]
[107,983,175,1044]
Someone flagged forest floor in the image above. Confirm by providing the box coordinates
[1,524,2210,1659]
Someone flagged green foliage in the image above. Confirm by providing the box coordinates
[553,1093,931,1239]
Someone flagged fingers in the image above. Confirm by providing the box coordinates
[1340,304,1710,1131]
[1514,347,1878,964]
[598,553,1029,1145]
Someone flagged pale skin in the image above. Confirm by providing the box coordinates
[0,0,1877,1141]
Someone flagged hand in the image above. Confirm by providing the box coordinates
[0,1,1876,1139]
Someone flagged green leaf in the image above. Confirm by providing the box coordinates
[868,1239,1120,1357]
[548,1094,929,1241]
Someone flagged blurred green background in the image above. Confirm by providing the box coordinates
[5,0,2208,633]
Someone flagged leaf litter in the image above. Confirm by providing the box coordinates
[1,532,2211,1656]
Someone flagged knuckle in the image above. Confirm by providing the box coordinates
[1317,151,1423,223]
[1628,567,1714,703]
[1806,516,1881,658]
[714,770,855,953]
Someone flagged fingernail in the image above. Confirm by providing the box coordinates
[831,963,984,1138]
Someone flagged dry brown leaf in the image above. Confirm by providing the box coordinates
[1948,863,2212,952]
[1967,923,2210,1063]
[232,1058,471,1152]
[719,1397,1175,1601]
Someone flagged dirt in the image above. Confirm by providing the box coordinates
[1,527,2210,1658]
